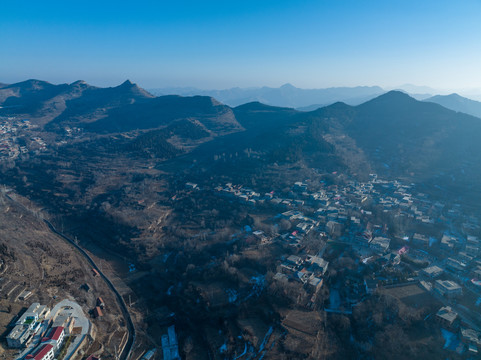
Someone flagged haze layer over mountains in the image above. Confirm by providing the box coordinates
[148,83,481,119]
[2,78,481,204]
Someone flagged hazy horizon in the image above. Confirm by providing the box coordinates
[5,78,481,101]
[3,2,481,355]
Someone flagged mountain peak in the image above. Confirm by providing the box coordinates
[7,79,53,90]
[325,101,351,109]
[382,90,414,98]
[446,93,462,98]
[71,80,87,86]
[280,83,296,89]
[69,80,92,89]
[113,80,155,98]
[356,90,419,112]
[234,101,295,112]
[424,93,481,118]
[121,79,134,87]
[366,90,415,103]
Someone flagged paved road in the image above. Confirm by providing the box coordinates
[5,192,136,360]
[50,299,90,360]
[44,219,136,360]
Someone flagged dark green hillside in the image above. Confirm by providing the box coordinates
[346,91,481,180]
[85,95,240,134]
[45,80,154,129]
[0,79,70,114]
[233,102,298,129]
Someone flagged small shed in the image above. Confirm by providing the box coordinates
[93,306,103,318]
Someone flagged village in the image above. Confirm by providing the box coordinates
[183,171,481,356]
[3,286,163,360]
[1,112,481,357]
[0,115,86,163]
[0,117,42,161]
[5,299,92,360]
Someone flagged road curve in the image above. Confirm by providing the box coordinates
[4,192,136,360]
[44,219,136,360]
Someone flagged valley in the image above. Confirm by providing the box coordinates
[1,80,481,359]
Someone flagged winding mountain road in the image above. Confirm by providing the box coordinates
[5,192,136,360]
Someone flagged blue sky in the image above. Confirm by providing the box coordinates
[1,0,481,91]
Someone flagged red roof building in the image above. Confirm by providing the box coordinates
[94,306,103,318]
[42,326,64,342]
[96,297,105,308]
[87,356,101,360]
[26,344,54,360]
[41,326,65,350]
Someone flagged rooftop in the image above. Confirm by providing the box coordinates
[42,326,64,341]
[26,344,54,360]
[436,306,458,324]
[461,328,481,345]
[436,279,462,291]
[7,324,30,341]
[423,265,443,276]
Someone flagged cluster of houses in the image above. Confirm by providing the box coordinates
[6,302,74,360]
[215,183,262,206]
[7,303,51,349]
[435,305,481,355]
[0,118,40,160]
[211,173,479,272]
[204,171,481,351]
[276,254,328,291]
[63,126,82,138]
[214,175,442,249]
[30,136,47,152]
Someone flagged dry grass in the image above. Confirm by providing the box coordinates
[0,193,127,358]
[379,284,437,308]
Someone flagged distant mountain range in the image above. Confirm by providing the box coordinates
[148,83,468,110]
[5,79,481,123]
[149,84,386,109]
[0,79,154,125]
[2,78,481,202]
[3,79,481,360]
[0,79,242,137]
[229,91,481,185]
[390,84,439,96]
[424,93,481,119]
[150,83,481,120]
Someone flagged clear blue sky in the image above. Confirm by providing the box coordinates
[1,0,481,91]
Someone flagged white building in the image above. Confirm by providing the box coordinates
[422,265,444,278]
[42,326,65,350]
[17,303,50,328]
[7,303,50,348]
[369,237,390,253]
[435,280,463,298]
[7,324,32,348]
[25,344,54,360]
